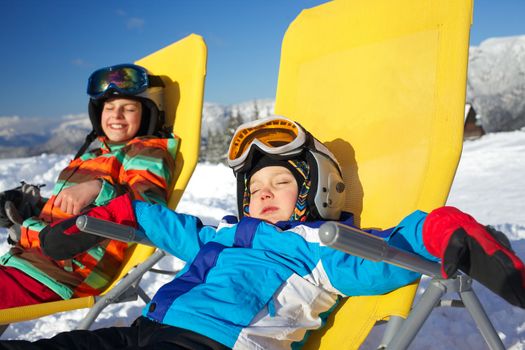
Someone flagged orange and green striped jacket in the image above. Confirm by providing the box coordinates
[0,135,178,299]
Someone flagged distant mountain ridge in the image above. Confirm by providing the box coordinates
[1,34,525,159]
[0,99,276,159]
[0,114,92,159]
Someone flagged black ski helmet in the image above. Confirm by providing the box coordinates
[87,63,166,138]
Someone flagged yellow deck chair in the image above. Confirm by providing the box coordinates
[0,34,207,332]
[273,0,473,348]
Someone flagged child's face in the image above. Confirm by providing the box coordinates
[101,98,142,142]
[248,166,299,224]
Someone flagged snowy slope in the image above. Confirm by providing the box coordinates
[0,131,524,349]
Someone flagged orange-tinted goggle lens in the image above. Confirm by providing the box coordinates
[229,119,300,161]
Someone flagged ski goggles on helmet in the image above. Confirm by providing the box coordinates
[87,64,164,99]
[227,116,338,173]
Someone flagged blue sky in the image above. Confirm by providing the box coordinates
[1,0,524,118]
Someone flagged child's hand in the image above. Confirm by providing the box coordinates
[423,206,525,308]
[40,193,137,260]
[55,180,102,215]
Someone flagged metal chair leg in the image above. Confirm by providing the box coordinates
[460,288,504,350]
[0,324,9,338]
[377,316,405,349]
[387,279,446,350]
[76,250,166,330]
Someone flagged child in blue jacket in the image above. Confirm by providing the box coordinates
[1,116,523,350]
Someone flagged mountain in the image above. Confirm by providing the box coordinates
[0,100,276,160]
[199,99,276,162]
[1,34,525,158]
[201,99,275,136]
[0,114,91,159]
[467,35,525,132]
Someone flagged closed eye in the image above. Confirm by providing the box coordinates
[275,175,294,185]
[277,181,291,185]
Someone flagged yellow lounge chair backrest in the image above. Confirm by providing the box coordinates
[274,0,472,348]
[0,34,207,325]
[137,33,207,210]
[104,34,207,291]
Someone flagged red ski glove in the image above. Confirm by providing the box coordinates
[423,206,525,308]
[39,193,137,260]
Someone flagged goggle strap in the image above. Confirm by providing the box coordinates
[310,137,342,171]
[147,75,165,88]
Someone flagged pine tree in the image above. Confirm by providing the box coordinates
[200,103,262,164]
[253,100,260,120]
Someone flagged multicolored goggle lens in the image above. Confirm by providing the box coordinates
[228,117,307,172]
[87,64,151,99]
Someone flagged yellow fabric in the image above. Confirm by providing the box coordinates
[305,282,419,350]
[274,0,472,348]
[0,297,95,324]
[136,34,207,208]
[0,34,207,326]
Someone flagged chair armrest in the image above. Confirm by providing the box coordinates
[319,222,442,278]
[76,215,155,247]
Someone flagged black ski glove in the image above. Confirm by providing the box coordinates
[0,182,44,228]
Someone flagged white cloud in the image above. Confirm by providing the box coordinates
[0,116,21,127]
[114,9,144,31]
[126,17,145,30]
[71,58,92,68]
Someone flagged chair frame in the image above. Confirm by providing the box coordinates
[319,221,505,350]
[76,249,167,330]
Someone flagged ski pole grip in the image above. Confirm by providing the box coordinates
[76,215,154,247]
[319,222,442,277]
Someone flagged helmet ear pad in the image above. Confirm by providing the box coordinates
[136,97,164,136]
[88,99,106,137]
[88,97,164,138]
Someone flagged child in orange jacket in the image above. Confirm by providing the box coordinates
[0,64,178,308]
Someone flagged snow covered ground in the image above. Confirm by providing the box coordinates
[0,131,524,349]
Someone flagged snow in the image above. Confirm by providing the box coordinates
[0,131,524,349]
[467,35,525,132]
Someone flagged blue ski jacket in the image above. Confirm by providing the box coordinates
[132,201,437,350]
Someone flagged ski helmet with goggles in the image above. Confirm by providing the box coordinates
[87,63,166,138]
[227,116,346,221]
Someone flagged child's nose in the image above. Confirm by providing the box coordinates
[259,187,273,199]
[113,108,125,118]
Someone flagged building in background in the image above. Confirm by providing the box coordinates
[464,103,485,140]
